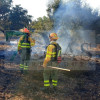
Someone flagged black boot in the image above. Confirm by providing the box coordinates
[23,70,28,75]
[53,86,57,91]
[51,86,57,93]
[40,87,50,93]
[20,68,24,74]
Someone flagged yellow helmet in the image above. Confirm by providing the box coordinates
[49,33,59,40]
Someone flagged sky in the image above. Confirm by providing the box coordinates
[13,0,48,20]
[81,0,100,15]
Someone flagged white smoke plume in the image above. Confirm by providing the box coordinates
[52,0,99,55]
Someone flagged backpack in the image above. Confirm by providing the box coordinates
[20,34,30,44]
[45,43,62,63]
[53,44,62,63]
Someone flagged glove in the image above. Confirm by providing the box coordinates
[43,64,47,68]
[18,50,21,55]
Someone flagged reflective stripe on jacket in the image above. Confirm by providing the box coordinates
[18,36,35,51]
[43,42,57,66]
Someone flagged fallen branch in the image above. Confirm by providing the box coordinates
[48,66,70,71]
[41,65,70,71]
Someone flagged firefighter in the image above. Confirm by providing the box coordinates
[18,28,35,74]
[42,33,61,93]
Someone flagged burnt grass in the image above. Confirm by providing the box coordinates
[0,61,100,100]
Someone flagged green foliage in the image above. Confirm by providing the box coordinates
[0,1,32,32]
[0,0,12,32]
[29,0,61,33]
[9,5,32,30]
[47,0,61,18]
[29,16,53,33]
[0,0,59,33]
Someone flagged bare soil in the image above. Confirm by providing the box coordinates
[0,62,100,100]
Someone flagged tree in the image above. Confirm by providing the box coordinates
[9,5,32,30]
[47,0,61,19]
[0,0,12,32]
[29,16,53,33]
[46,0,61,31]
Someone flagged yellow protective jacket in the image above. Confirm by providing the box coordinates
[43,41,57,67]
[18,36,35,51]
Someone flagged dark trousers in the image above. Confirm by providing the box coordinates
[20,49,30,71]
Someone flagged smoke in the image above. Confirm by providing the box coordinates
[52,0,100,55]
